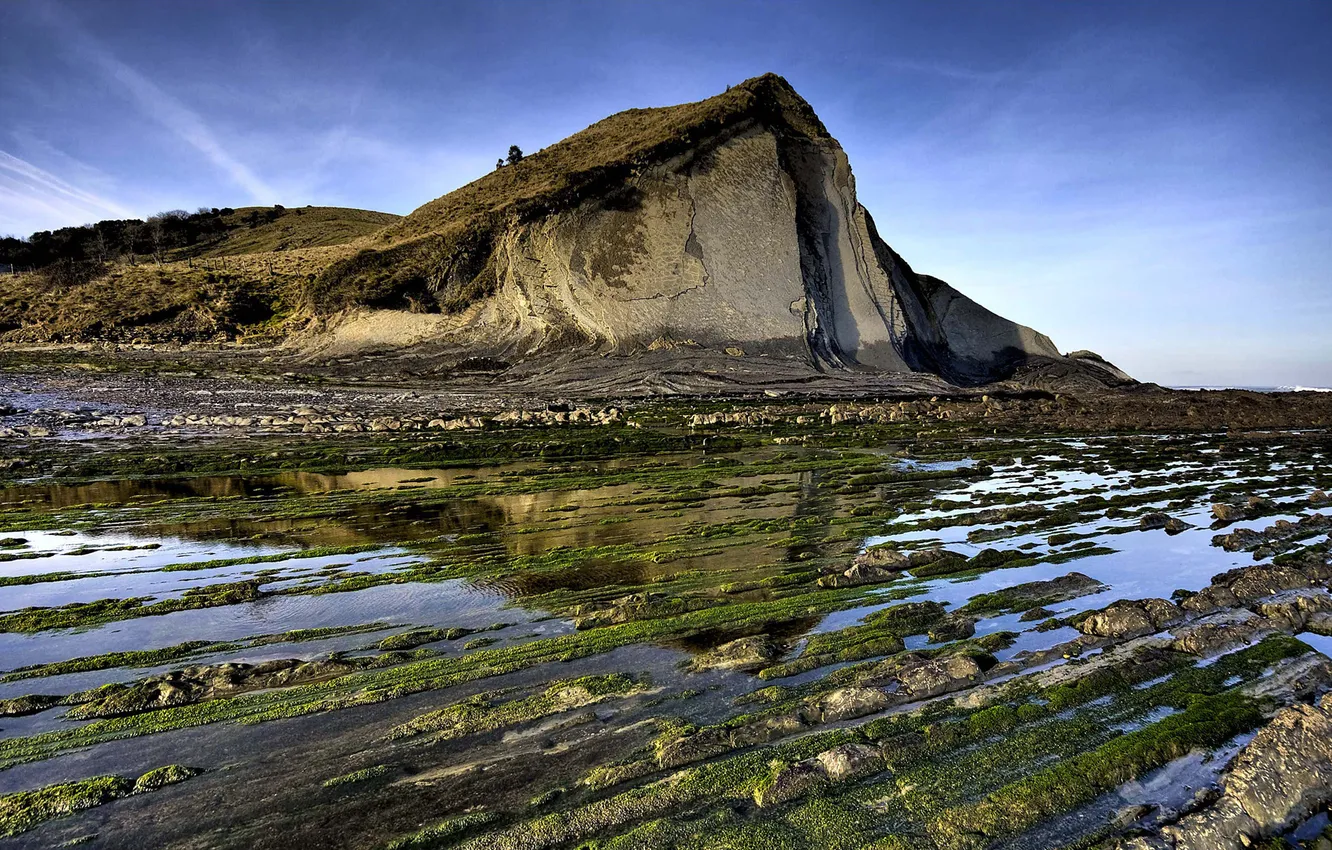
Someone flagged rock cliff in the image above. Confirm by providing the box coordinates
[308,74,1112,388]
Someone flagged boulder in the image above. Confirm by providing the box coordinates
[908,548,963,569]
[807,686,891,723]
[1251,588,1332,632]
[654,728,731,769]
[688,635,783,673]
[896,654,984,698]
[815,743,884,781]
[855,545,909,571]
[818,562,898,589]
[753,759,828,808]
[1212,528,1266,552]
[1078,598,1182,639]
[753,743,885,808]
[727,712,807,747]
[927,616,976,643]
[1170,610,1273,656]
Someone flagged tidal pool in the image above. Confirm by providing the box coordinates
[0,426,1328,849]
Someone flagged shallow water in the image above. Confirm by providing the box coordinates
[0,430,1327,849]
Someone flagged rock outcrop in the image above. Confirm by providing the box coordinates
[1077,598,1183,639]
[1114,693,1332,849]
[311,75,1115,389]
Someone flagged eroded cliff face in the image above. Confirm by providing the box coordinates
[311,75,1077,388]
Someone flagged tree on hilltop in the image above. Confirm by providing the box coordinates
[506,145,524,166]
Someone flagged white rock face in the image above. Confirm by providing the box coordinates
[493,126,812,358]
[479,122,1060,383]
[313,77,1070,387]
[438,122,1059,384]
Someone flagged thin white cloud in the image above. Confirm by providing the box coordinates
[36,1,277,204]
[0,149,139,233]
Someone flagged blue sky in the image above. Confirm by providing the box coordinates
[1,0,1329,387]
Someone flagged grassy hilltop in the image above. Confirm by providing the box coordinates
[191,206,400,258]
[0,74,827,345]
[0,206,398,344]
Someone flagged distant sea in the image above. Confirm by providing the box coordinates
[1170,385,1332,393]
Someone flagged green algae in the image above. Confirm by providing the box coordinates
[388,673,648,741]
[0,765,201,838]
[0,586,881,768]
[131,764,203,794]
[928,690,1266,849]
[322,764,391,788]
[0,580,264,633]
[2,623,389,682]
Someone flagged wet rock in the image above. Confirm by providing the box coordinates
[1114,693,1332,849]
[753,759,827,807]
[572,592,717,629]
[807,686,892,723]
[1211,497,1273,526]
[928,615,976,643]
[855,544,909,571]
[753,743,885,808]
[65,657,356,719]
[815,743,884,781]
[1312,490,1331,505]
[1170,610,1274,656]
[1111,803,1157,831]
[1078,598,1182,639]
[1251,588,1332,631]
[1219,513,1332,555]
[1244,654,1332,704]
[1212,528,1266,552]
[908,548,959,568]
[1019,606,1057,622]
[963,572,1107,615]
[688,635,783,673]
[654,728,732,769]
[132,764,203,794]
[864,601,949,640]
[883,653,985,698]
[1184,560,1329,614]
[0,693,62,717]
[818,562,897,589]
[727,712,807,747]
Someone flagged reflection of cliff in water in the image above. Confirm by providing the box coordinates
[0,476,284,508]
[143,498,514,549]
[0,457,841,618]
[661,615,822,655]
[0,456,648,510]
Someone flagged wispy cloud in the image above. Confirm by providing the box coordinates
[36,1,277,204]
[0,150,134,218]
[0,149,138,233]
